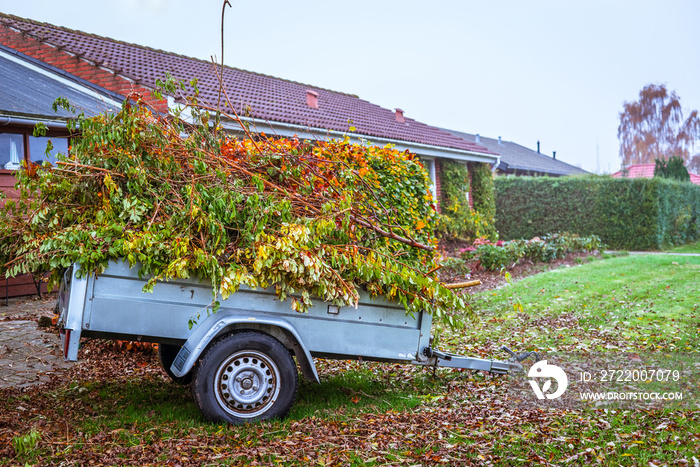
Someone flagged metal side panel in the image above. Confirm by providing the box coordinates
[288,313,424,361]
[236,295,426,362]
[81,260,430,365]
[84,272,211,341]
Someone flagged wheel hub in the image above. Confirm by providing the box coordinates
[214,350,280,418]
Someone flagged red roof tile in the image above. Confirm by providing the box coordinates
[0,13,497,157]
[612,163,700,185]
[611,164,656,179]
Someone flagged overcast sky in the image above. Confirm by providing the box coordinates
[2,0,699,173]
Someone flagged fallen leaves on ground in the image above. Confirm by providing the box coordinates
[0,339,698,466]
[1,252,698,466]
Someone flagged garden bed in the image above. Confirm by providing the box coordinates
[438,235,605,295]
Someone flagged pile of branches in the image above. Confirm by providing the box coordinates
[0,90,469,326]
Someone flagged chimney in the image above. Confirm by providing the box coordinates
[306,90,318,109]
[498,136,502,145]
[537,140,540,153]
[553,151,557,160]
[395,108,405,123]
[475,134,480,143]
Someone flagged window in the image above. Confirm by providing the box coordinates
[0,133,24,170]
[0,130,69,170]
[419,157,437,201]
[29,136,68,165]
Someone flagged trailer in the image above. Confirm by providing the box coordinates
[57,260,537,424]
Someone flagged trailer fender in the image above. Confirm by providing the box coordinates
[170,311,319,383]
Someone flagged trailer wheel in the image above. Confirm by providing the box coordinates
[192,332,298,424]
[158,344,193,385]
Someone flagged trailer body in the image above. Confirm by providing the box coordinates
[58,260,525,423]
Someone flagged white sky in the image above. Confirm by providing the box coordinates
[2,0,699,173]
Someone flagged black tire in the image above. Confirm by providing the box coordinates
[158,343,193,385]
[192,331,298,424]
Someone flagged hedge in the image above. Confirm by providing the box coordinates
[494,176,700,250]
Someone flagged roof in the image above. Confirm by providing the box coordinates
[612,163,700,185]
[0,13,497,159]
[611,164,655,179]
[0,45,122,121]
[441,130,588,176]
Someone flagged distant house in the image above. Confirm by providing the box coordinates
[612,163,700,185]
[0,45,122,298]
[0,13,500,207]
[443,130,588,177]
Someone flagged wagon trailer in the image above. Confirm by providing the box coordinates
[58,260,537,424]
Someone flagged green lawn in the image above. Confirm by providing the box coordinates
[2,253,699,466]
[666,240,700,254]
[451,253,700,356]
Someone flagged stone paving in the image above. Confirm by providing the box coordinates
[0,293,74,389]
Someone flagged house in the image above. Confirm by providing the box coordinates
[0,44,123,298]
[612,163,700,185]
[0,13,500,207]
[443,130,588,177]
[0,13,507,297]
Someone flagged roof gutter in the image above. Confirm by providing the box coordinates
[219,116,500,164]
[491,155,501,173]
[0,114,69,129]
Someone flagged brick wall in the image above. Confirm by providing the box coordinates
[0,24,168,113]
[0,171,48,298]
[0,171,17,207]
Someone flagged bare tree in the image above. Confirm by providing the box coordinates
[689,154,700,175]
[618,84,700,166]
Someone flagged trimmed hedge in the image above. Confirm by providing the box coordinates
[494,176,700,250]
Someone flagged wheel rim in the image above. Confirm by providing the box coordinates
[214,350,281,419]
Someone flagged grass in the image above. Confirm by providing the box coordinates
[1,253,699,465]
[666,240,700,254]
[65,363,438,437]
[290,363,431,419]
[454,253,700,354]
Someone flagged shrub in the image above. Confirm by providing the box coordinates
[458,233,602,271]
[474,243,517,271]
[495,176,700,250]
[655,156,690,182]
[437,161,496,241]
[439,256,471,278]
